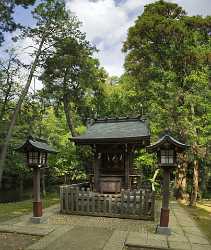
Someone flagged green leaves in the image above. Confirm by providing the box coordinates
[123,0,211,160]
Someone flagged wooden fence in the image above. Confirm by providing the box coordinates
[60,186,155,220]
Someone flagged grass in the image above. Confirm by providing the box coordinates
[0,192,59,223]
[182,201,211,243]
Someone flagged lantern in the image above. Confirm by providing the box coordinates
[16,136,57,223]
[160,149,173,164]
[26,150,47,167]
[147,133,189,235]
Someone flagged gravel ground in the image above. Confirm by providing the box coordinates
[0,233,41,250]
[48,213,156,233]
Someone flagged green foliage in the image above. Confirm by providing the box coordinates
[0,0,35,45]
[122,0,211,199]
[135,149,155,169]
[0,0,211,198]
[123,0,211,156]
[37,108,87,183]
[0,192,59,222]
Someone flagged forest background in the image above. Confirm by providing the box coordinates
[0,0,210,206]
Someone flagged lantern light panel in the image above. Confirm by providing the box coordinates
[27,151,47,166]
[160,149,174,164]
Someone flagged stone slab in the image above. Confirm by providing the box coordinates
[37,226,113,250]
[0,224,54,236]
[125,232,168,250]
[156,226,171,236]
[167,233,187,243]
[26,226,73,250]
[168,241,191,250]
[186,235,210,245]
[31,217,47,224]
[191,244,211,250]
[103,230,128,250]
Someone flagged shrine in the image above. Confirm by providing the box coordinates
[70,116,150,193]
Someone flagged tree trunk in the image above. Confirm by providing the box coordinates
[41,170,46,197]
[63,94,76,137]
[0,59,13,120]
[19,175,24,200]
[189,159,199,206]
[200,159,206,197]
[175,153,188,201]
[0,34,46,189]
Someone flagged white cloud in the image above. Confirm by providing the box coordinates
[122,0,153,12]
[66,0,211,77]
[66,0,140,76]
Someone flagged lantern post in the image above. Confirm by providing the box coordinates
[16,136,57,223]
[147,133,189,235]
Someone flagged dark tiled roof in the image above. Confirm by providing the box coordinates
[16,136,57,153]
[71,117,150,144]
[147,134,189,152]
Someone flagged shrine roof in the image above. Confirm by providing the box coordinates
[16,136,57,153]
[70,117,150,144]
[147,134,189,152]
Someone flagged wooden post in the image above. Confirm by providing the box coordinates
[32,167,42,217]
[60,186,64,212]
[94,153,101,192]
[125,145,130,189]
[158,167,171,234]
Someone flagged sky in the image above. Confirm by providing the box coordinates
[10,0,211,77]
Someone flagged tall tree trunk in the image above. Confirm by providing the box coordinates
[0,58,13,120]
[0,34,46,189]
[19,175,24,200]
[200,159,206,197]
[188,103,200,206]
[190,159,199,206]
[41,170,46,197]
[63,94,76,137]
[175,153,188,201]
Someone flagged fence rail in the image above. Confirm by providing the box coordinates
[60,186,155,220]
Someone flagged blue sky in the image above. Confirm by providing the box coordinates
[7,0,211,77]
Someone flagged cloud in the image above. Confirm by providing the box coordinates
[122,0,152,12]
[66,0,144,76]
[171,0,211,16]
[3,0,210,79]
[66,0,211,77]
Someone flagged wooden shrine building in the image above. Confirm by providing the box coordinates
[71,117,150,193]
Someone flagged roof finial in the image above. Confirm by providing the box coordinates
[27,135,34,141]
[164,128,171,135]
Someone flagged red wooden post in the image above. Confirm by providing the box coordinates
[33,167,42,217]
[160,168,170,227]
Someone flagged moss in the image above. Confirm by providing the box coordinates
[0,192,59,223]
[182,204,211,243]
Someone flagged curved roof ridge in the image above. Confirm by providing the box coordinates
[16,136,57,153]
[147,134,189,152]
[71,118,150,145]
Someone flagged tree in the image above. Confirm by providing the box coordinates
[0,0,87,188]
[41,36,106,136]
[0,49,22,122]
[0,0,36,45]
[123,0,211,204]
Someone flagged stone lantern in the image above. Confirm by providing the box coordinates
[16,136,57,223]
[147,133,189,235]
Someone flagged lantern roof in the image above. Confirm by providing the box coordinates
[16,136,57,153]
[70,116,150,145]
[146,134,189,152]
